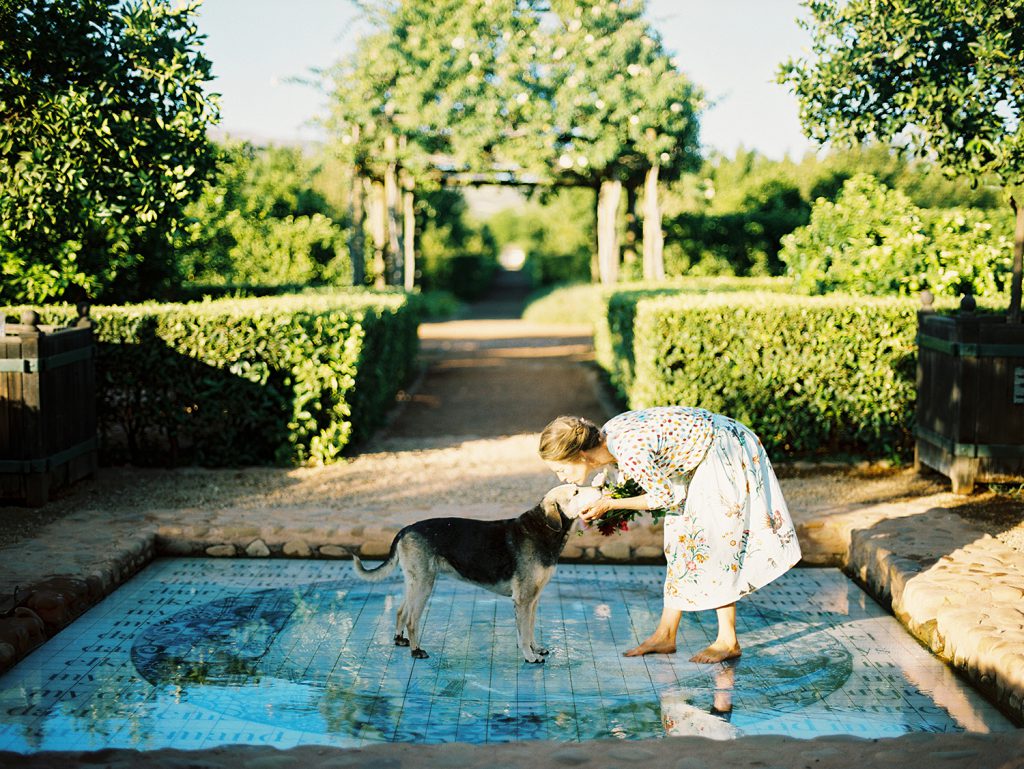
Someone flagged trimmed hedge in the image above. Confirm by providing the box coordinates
[590,279,794,399]
[15,291,418,466]
[605,291,924,457]
[522,277,790,327]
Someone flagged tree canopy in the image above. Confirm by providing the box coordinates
[779,0,1023,315]
[0,0,220,304]
[780,0,1022,186]
[326,0,703,187]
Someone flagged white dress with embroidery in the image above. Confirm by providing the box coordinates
[603,406,801,612]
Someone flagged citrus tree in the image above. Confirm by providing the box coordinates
[780,0,1024,319]
[0,0,220,304]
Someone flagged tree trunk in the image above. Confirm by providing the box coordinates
[623,185,639,274]
[1010,195,1023,324]
[368,178,387,288]
[348,171,365,287]
[384,133,403,286]
[642,164,665,281]
[402,171,416,292]
[596,179,622,286]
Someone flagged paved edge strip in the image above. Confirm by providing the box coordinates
[1,731,1023,769]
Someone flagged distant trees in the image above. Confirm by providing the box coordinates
[780,0,1024,318]
[175,142,351,289]
[0,0,220,304]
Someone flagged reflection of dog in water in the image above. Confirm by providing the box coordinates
[348,484,599,663]
[661,662,739,740]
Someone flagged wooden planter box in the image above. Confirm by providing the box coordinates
[0,308,98,506]
[915,305,1024,494]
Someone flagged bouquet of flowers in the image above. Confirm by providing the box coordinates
[588,476,668,536]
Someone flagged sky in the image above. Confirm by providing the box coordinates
[195,0,819,161]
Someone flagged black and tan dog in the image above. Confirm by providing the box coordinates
[348,483,600,663]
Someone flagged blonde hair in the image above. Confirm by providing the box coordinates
[538,415,602,462]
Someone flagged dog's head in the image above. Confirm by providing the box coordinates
[541,483,604,529]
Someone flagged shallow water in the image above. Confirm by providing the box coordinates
[0,560,1014,752]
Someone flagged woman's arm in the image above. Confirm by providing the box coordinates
[580,493,654,522]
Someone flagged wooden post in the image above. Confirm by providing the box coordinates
[642,164,665,281]
[18,311,47,506]
[596,179,622,286]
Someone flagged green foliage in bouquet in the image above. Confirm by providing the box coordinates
[590,477,669,537]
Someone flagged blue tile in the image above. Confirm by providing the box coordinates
[0,561,1015,751]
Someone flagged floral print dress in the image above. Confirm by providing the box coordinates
[603,406,801,612]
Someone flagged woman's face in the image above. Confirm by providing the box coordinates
[545,456,591,485]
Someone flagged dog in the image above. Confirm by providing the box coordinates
[348,483,602,663]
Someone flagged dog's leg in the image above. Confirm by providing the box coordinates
[404,572,434,659]
[394,599,410,647]
[525,594,549,657]
[525,568,557,659]
[512,581,545,663]
[401,555,436,660]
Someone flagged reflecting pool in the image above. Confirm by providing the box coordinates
[0,560,1015,752]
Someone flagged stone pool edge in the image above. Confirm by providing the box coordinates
[2,732,1024,769]
[1,493,1023,731]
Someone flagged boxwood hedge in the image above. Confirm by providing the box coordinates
[605,291,923,457]
[17,291,418,466]
[591,279,794,400]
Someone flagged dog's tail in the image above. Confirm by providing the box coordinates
[346,536,401,582]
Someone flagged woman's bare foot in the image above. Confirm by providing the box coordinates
[689,640,741,664]
[623,636,676,657]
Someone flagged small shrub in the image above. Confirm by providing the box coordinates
[781,174,1013,299]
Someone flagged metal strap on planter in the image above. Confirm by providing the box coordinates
[917,334,1024,358]
[0,346,93,374]
[915,425,1024,458]
[0,437,98,474]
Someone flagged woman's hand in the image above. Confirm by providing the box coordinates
[580,493,654,523]
[579,494,615,522]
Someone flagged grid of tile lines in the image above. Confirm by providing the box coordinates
[0,559,1016,752]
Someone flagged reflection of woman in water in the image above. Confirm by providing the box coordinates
[661,663,739,740]
[540,406,801,662]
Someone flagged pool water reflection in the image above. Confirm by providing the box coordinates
[0,560,1015,752]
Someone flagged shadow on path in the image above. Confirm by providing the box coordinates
[370,269,611,450]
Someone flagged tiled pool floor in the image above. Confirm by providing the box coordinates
[0,560,1015,752]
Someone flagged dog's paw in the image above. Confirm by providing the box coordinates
[532,645,550,656]
[394,634,410,647]
[411,648,429,659]
[524,654,546,664]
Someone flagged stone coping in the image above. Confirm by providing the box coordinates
[0,494,1021,767]
[2,732,1024,769]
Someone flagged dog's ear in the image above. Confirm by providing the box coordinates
[541,495,564,530]
[540,484,577,530]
